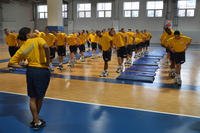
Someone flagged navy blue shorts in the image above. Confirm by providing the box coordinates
[117,46,127,58]
[103,49,112,62]
[26,67,50,99]
[57,46,66,56]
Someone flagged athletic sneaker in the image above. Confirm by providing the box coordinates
[30,119,46,127]
[175,76,182,86]
[80,56,85,62]
[116,67,122,73]
[169,71,176,78]
[57,64,64,70]
[100,71,109,77]
[31,120,46,130]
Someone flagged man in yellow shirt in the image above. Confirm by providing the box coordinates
[8,27,50,130]
[66,33,78,67]
[126,29,135,64]
[110,28,127,73]
[96,30,113,77]
[42,27,56,71]
[4,28,18,57]
[167,30,192,86]
[160,27,176,77]
[77,31,86,62]
[144,29,152,53]
[55,31,67,69]
[89,32,99,58]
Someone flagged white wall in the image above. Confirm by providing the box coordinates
[0,1,34,43]
[63,0,200,44]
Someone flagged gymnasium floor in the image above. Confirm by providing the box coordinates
[0,44,200,133]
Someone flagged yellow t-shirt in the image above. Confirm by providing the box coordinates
[112,33,125,48]
[145,32,152,40]
[9,37,48,68]
[98,34,113,51]
[17,40,25,47]
[56,32,66,46]
[78,33,86,44]
[167,35,192,52]
[89,33,99,43]
[67,34,77,46]
[126,32,135,45]
[5,33,18,46]
[134,38,143,45]
[135,33,145,42]
[42,33,56,47]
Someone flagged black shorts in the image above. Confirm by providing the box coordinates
[8,46,19,57]
[126,44,133,55]
[26,67,50,99]
[117,46,127,58]
[91,42,97,50]
[50,47,56,59]
[173,52,185,64]
[132,44,136,51]
[57,46,66,56]
[87,41,91,48]
[103,49,112,62]
[69,45,77,53]
[146,40,150,47]
[166,48,171,53]
[78,44,85,52]
[135,44,140,50]
[98,44,102,51]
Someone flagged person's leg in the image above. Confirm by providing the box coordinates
[36,98,43,114]
[104,61,108,71]
[30,98,40,123]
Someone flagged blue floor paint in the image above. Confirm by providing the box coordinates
[0,92,200,133]
[1,67,200,91]
[0,58,9,63]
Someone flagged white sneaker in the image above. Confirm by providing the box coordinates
[80,56,85,62]
[116,67,122,73]
[100,71,109,77]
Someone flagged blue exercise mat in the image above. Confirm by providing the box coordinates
[0,58,10,63]
[139,57,160,62]
[116,75,154,83]
[52,56,70,66]
[133,60,158,66]
[126,65,159,72]
[121,71,156,77]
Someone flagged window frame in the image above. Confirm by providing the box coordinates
[37,5,48,19]
[177,0,196,17]
[77,3,92,18]
[97,2,112,18]
[146,1,164,18]
[123,2,140,18]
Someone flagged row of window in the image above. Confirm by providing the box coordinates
[37,0,196,19]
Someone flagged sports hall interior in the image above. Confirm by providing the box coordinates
[0,0,200,133]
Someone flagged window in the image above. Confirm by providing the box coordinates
[124,2,140,17]
[97,3,112,18]
[77,3,91,18]
[37,5,48,19]
[177,0,196,17]
[146,1,163,17]
[37,4,68,19]
[62,4,68,18]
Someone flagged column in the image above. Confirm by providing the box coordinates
[47,0,64,32]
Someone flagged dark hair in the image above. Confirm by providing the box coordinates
[17,27,31,41]
[174,30,180,35]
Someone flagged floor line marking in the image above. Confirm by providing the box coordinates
[1,90,200,119]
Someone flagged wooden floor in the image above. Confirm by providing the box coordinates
[1,44,200,117]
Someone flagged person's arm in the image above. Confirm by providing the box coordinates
[43,44,50,66]
[8,43,34,67]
